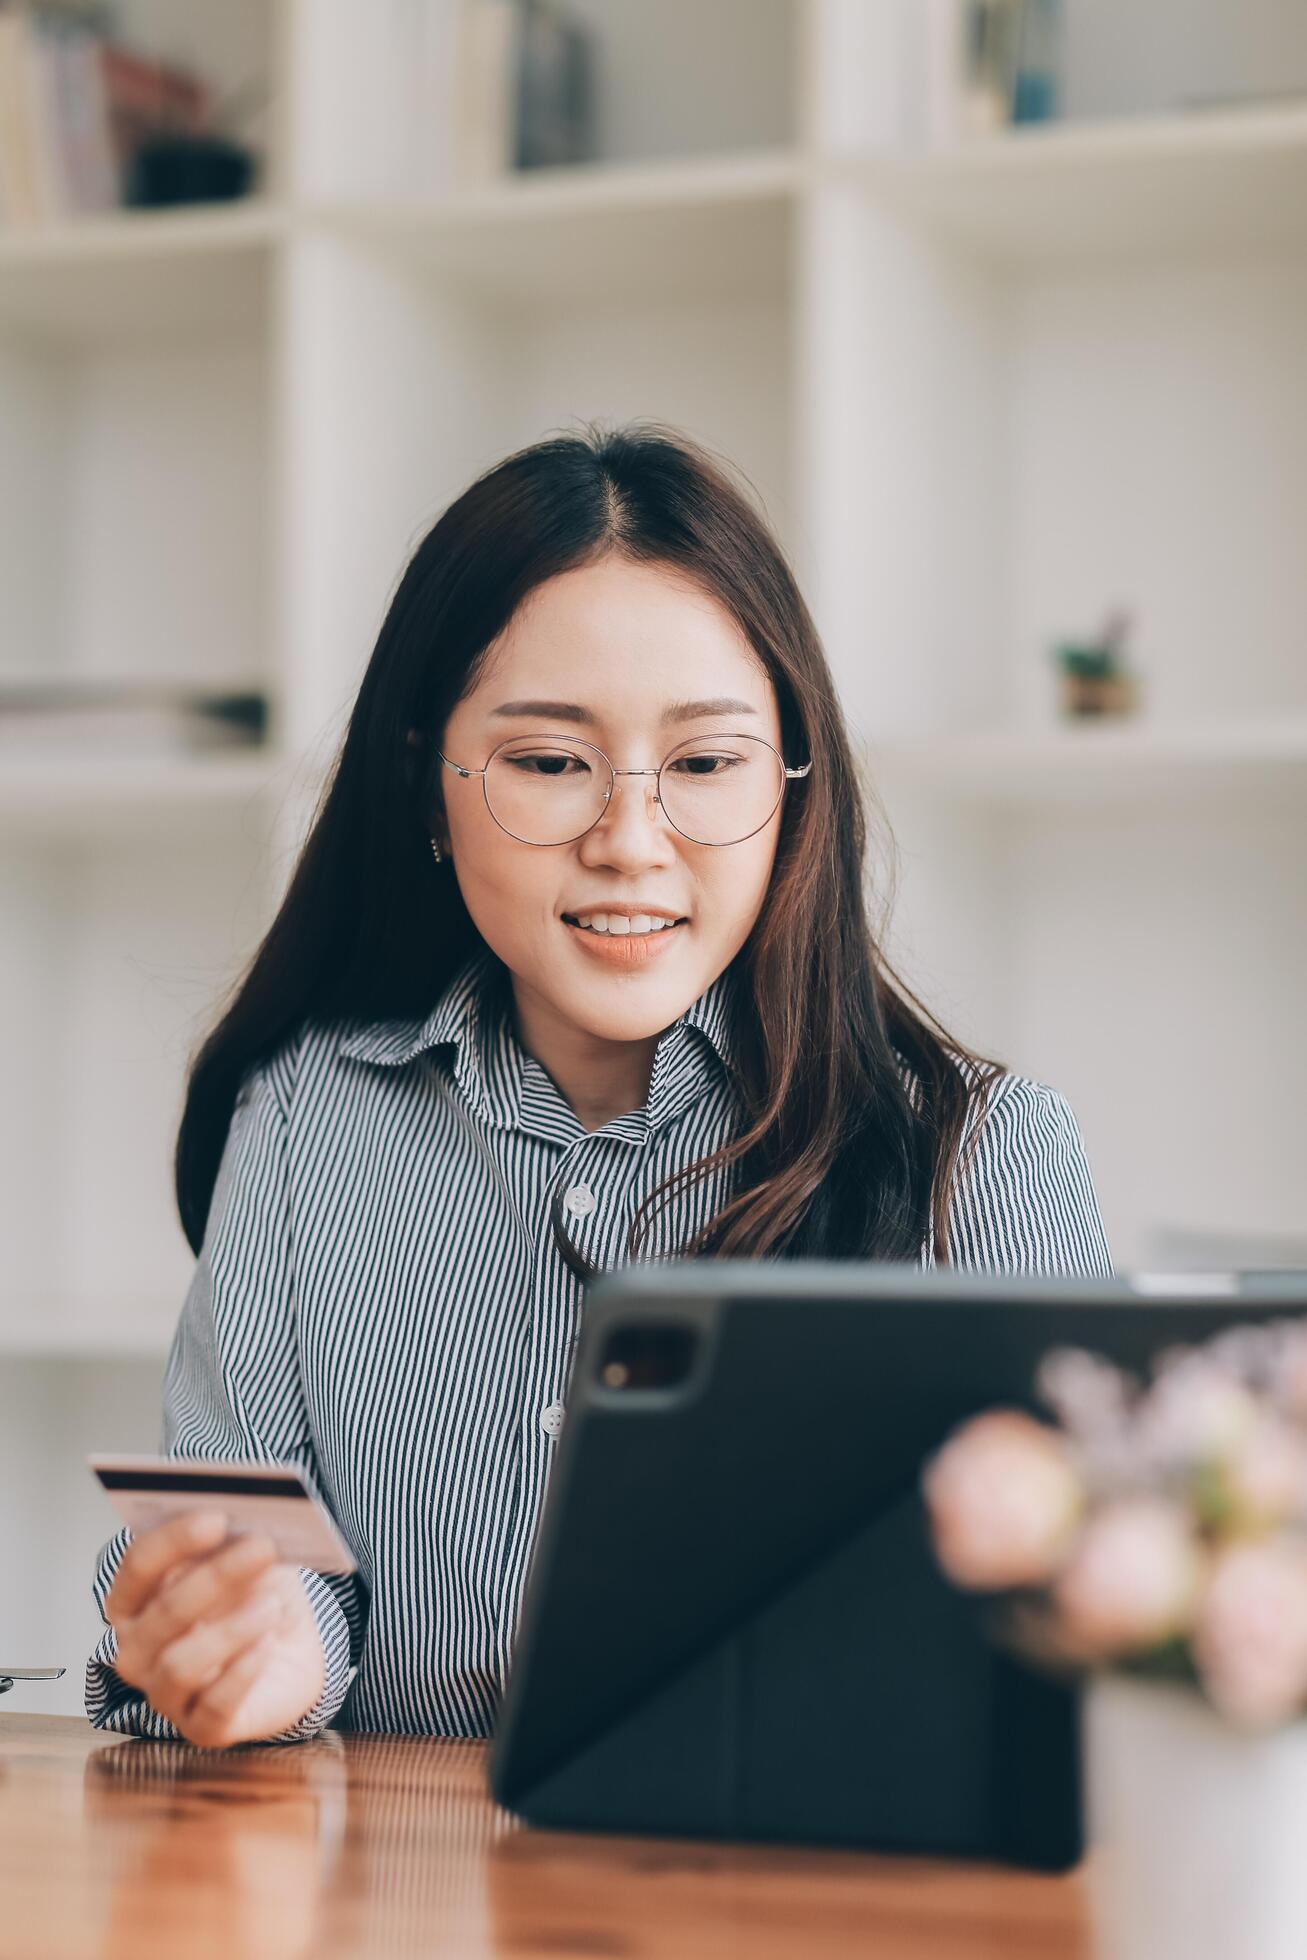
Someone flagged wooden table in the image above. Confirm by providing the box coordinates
[0,1714,1091,1958]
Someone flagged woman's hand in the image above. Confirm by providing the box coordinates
[104,1510,326,1749]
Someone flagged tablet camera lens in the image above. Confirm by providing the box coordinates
[596,1323,698,1390]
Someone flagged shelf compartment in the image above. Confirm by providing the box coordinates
[0,281,274,692]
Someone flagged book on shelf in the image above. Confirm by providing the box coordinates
[0,681,268,756]
[360,0,597,192]
[922,0,1062,148]
[0,0,216,227]
[513,0,594,172]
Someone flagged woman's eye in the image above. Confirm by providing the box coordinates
[670,752,737,777]
[507,752,587,777]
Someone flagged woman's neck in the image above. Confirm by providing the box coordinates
[509,978,660,1132]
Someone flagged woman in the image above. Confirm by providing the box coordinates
[87,423,1111,1751]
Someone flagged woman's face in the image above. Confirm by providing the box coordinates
[436,556,786,1047]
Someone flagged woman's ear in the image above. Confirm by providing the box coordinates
[403,726,426,793]
[407,728,452,857]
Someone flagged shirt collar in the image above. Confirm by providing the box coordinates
[647,959,741,1125]
[337,944,743,1137]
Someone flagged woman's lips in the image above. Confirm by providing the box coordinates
[562,919,685,965]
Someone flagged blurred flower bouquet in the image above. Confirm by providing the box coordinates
[922,1316,1307,1960]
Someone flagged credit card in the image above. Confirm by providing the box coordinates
[88,1455,358,1576]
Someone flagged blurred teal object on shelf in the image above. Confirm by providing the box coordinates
[961,0,1061,134]
[1013,0,1061,124]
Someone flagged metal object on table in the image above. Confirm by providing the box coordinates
[0,1668,65,1695]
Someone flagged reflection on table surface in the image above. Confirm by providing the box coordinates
[0,1716,1090,1958]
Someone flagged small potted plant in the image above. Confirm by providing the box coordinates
[1052,607,1141,718]
[921,1317,1307,1960]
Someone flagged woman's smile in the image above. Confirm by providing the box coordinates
[561,909,688,965]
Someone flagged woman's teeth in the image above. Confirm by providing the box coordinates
[568,914,678,935]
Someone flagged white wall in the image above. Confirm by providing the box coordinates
[1060,0,1307,119]
[0,1358,166,1718]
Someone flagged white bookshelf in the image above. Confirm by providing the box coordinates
[0,749,292,828]
[3,0,1307,1714]
[310,148,805,308]
[867,716,1307,803]
[849,105,1307,266]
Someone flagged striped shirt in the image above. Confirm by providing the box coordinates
[85,942,1113,1743]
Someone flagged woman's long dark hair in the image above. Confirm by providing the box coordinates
[176,421,1004,1266]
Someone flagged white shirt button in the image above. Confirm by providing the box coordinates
[540,1400,566,1439]
[563,1183,596,1219]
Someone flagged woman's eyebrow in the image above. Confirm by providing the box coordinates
[489,696,759,724]
[662,696,759,724]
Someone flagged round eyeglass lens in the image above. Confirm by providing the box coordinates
[484,738,611,844]
[657,735,786,845]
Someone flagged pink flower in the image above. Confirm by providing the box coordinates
[1219,1415,1307,1532]
[1269,1326,1307,1426]
[1053,1497,1202,1658]
[922,1409,1083,1591]
[1193,1538,1307,1729]
[1136,1356,1260,1471]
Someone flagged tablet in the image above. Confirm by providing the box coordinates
[488,1261,1307,1869]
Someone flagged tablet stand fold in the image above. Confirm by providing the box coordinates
[495,1489,1080,1870]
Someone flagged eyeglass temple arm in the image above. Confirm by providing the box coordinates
[785,762,813,778]
[406,730,478,778]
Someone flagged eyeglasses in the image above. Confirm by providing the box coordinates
[436,732,812,848]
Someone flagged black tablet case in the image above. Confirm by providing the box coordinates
[488,1262,1305,1871]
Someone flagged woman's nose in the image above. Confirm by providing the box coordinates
[579,772,676,861]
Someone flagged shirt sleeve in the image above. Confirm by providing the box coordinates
[944,1072,1114,1278]
[85,1049,368,1745]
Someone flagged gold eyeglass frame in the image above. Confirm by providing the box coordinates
[435,732,812,848]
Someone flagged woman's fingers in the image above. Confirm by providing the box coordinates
[178,1571,326,1749]
[108,1525,281,1702]
[156,1585,289,1715]
[104,1510,229,1623]
[129,1533,280,1675]
[183,1627,290,1743]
